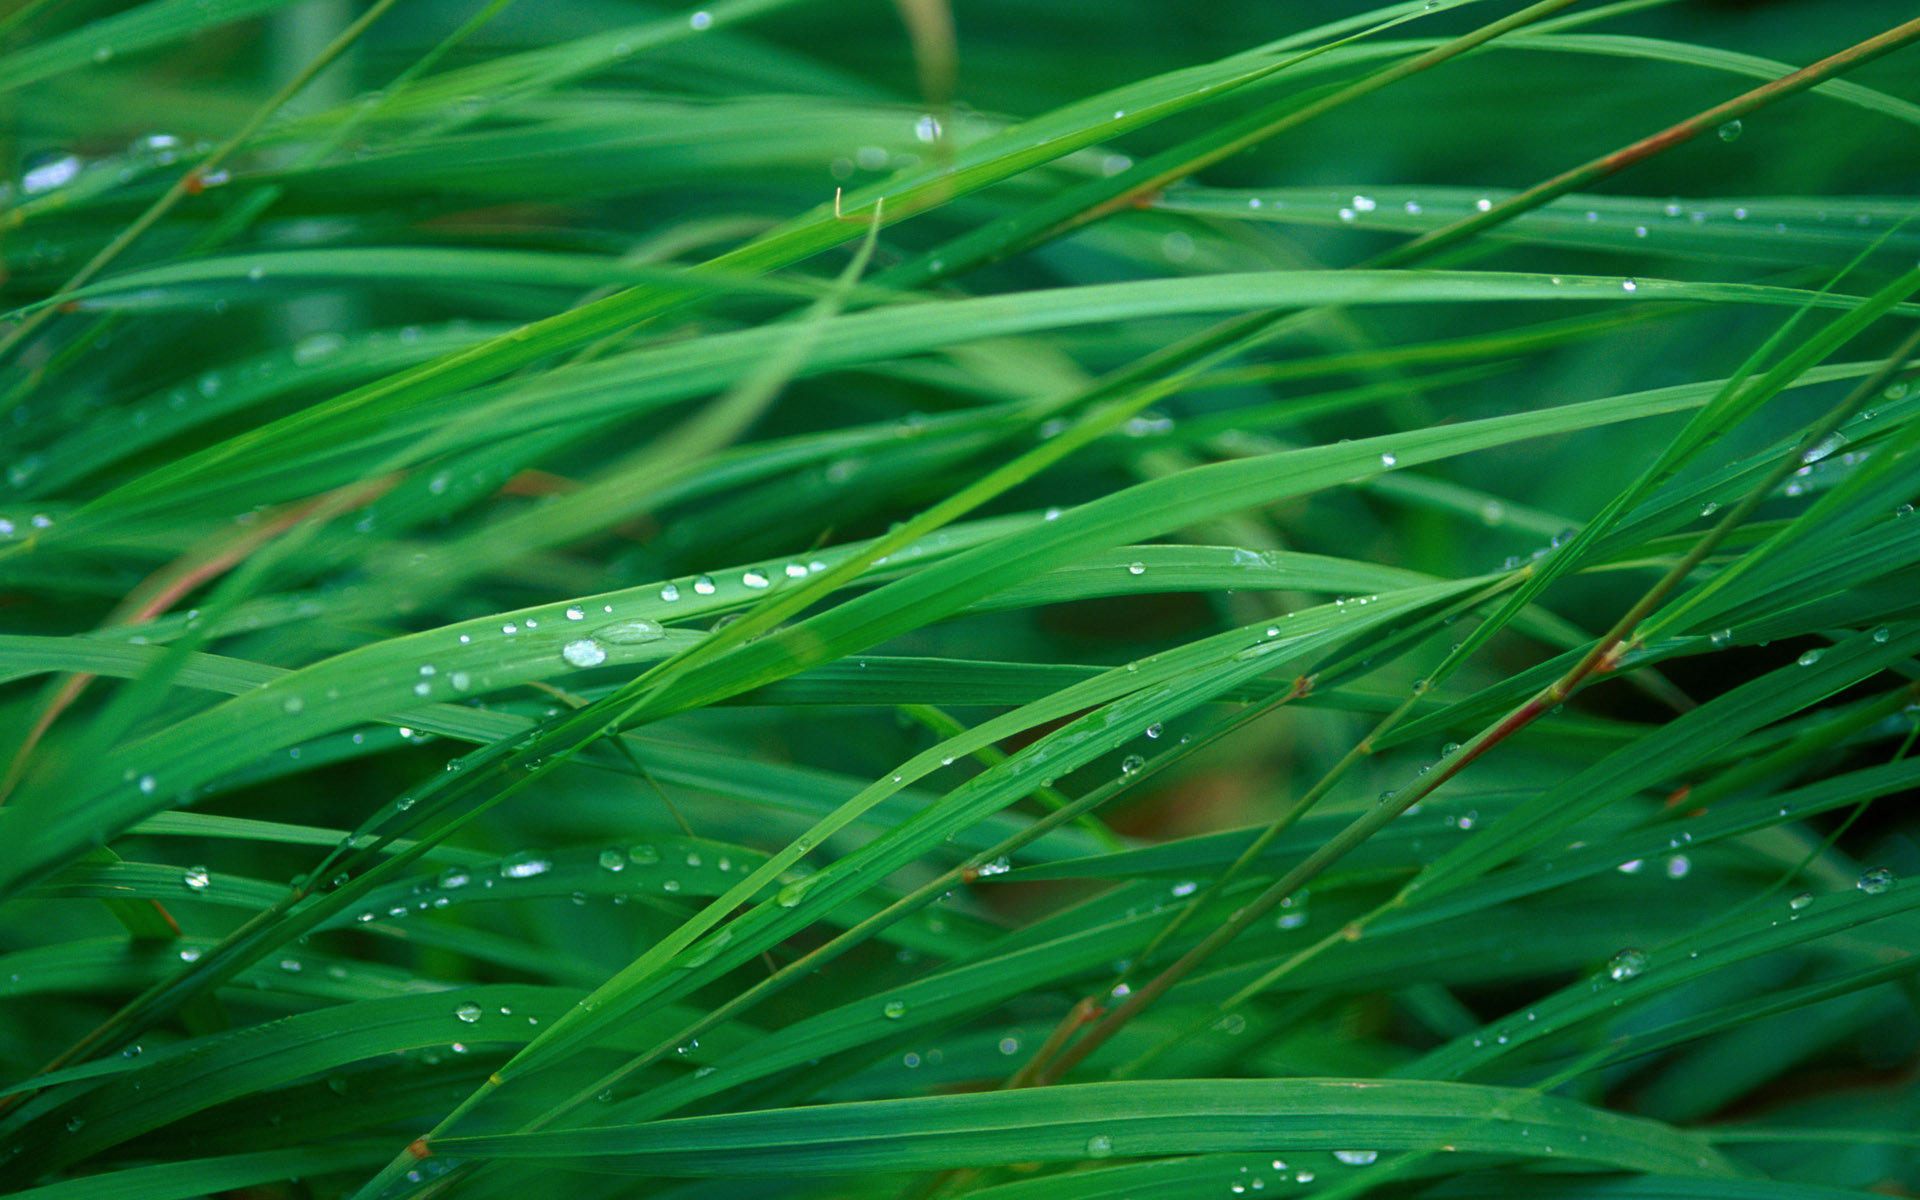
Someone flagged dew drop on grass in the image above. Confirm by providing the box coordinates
[1717,119,1743,142]
[596,618,663,644]
[1606,948,1648,981]
[137,774,157,795]
[1857,867,1897,894]
[660,582,681,601]
[689,9,712,29]
[1144,723,1163,739]
[1119,754,1145,777]
[1797,649,1822,667]
[1127,561,1145,575]
[564,606,584,620]
[1621,278,1638,293]
[561,638,607,668]
[1380,452,1397,467]
[598,849,625,872]
[1334,1150,1378,1166]
[454,1003,482,1023]
[743,569,770,588]
[182,865,210,891]
[629,843,660,865]
[1872,627,1890,644]
[882,999,908,1019]
[693,575,717,595]
[1085,1135,1114,1158]
[1789,892,1814,910]
[501,853,550,879]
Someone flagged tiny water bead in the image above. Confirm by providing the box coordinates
[561,639,607,668]
[454,1002,482,1023]
[1857,867,1897,895]
[1607,948,1648,981]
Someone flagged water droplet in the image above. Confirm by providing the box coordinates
[1621,278,1638,293]
[882,999,908,1019]
[1475,197,1493,212]
[564,606,585,621]
[1144,723,1163,739]
[1872,627,1890,644]
[562,638,607,668]
[1857,866,1897,895]
[689,10,712,29]
[281,695,304,714]
[137,774,158,795]
[454,1002,482,1023]
[1334,1150,1378,1166]
[660,582,681,602]
[501,853,551,879]
[596,618,664,644]
[913,114,941,143]
[1085,1135,1114,1158]
[742,569,770,589]
[1606,948,1647,981]
[1717,119,1743,142]
[629,843,660,865]
[1709,629,1732,647]
[999,1036,1021,1054]
[1380,452,1397,467]
[1351,194,1376,212]
[776,880,810,907]
[1665,855,1690,879]
[1797,649,1823,667]
[693,575,717,595]
[599,849,626,872]
[182,865,210,891]
[1617,859,1644,875]
[449,671,471,691]
[1170,880,1197,898]
[1789,891,1813,910]
[1119,754,1146,777]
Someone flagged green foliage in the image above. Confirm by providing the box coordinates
[2,1,1918,1198]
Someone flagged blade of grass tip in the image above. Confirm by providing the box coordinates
[400,680,1310,1200]
[1034,270,1920,1084]
[0,0,406,366]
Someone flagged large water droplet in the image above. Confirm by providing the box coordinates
[1334,1150,1378,1166]
[596,618,663,644]
[1857,867,1897,895]
[561,638,607,668]
[1606,948,1647,981]
[742,569,770,589]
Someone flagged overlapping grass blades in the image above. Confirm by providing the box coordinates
[3,0,1919,1198]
